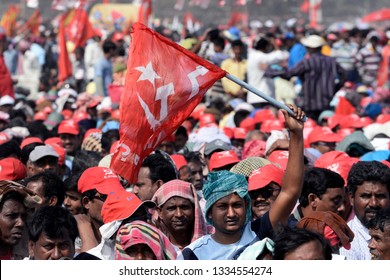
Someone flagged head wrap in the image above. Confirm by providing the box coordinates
[296,211,354,250]
[115,220,177,260]
[151,180,208,243]
[203,170,251,225]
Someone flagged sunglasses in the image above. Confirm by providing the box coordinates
[249,186,281,200]
[93,194,107,202]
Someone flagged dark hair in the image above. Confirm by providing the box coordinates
[213,37,225,49]
[25,171,65,206]
[272,226,332,260]
[0,139,21,160]
[71,150,101,174]
[141,153,177,183]
[231,39,244,48]
[28,206,79,243]
[21,142,45,165]
[347,161,390,196]
[233,109,251,127]
[299,167,345,207]
[368,206,390,232]
[26,121,50,140]
[0,191,24,212]
[101,129,120,153]
[102,40,117,54]
[184,151,205,168]
[253,36,270,51]
[63,173,81,192]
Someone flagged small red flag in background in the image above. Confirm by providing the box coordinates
[0,5,20,37]
[110,23,226,183]
[137,0,153,26]
[19,9,41,36]
[57,14,73,82]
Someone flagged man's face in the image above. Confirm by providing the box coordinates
[351,182,390,227]
[0,199,26,246]
[125,244,157,260]
[249,183,281,219]
[313,142,336,154]
[158,196,194,234]
[187,162,203,191]
[27,157,59,177]
[133,167,159,201]
[284,240,326,260]
[63,191,83,215]
[26,180,47,205]
[29,230,75,260]
[59,133,81,156]
[209,193,247,236]
[315,187,345,214]
[83,192,106,226]
[369,226,390,260]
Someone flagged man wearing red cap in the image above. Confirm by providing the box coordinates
[307,126,342,154]
[77,167,125,252]
[58,120,82,159]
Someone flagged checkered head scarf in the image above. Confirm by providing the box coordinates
[115,220,177,260]
[203,170,251,225]
[151,179,208,243]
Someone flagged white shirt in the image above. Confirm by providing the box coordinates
[339,215,371,260]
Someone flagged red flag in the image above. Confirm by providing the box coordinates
[19,9,41,36]
[0,5,20,37]
[300,0,310,13]
[110,23,226,183]
[57,15,72,82]
[137,0,152,26]
[62,9,97,49]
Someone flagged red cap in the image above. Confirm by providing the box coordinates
[199,113,216,128]
[0,132,11,145]
[376,114,390,124]
[261,119,284,133]
[0,158,27,181]
[209,150,240,171]
[307,127,342,145]
[58,120,79,135]
[223,127,234,139]
[254,109,275,124]
[61,109,73,120]
[84,128,102,140]
[47,143,66,166]
[233,127,247,140]
[20,137,43,149]
[111,109,120,120]
[44,137,63,147]
[34,111,48,121]
[181,120,193,134]
[110,140,120,154]
[78,167,124,194]
[170,154,188,170]
[43,106,53,115]
[190,106,205,120]
[240,117,255,131]
[304,118,318,128]
[314,151,359,185]
[248,164,284,191]
[337,128,355,139]
[267,150,289,170]
[87,100,100,109]
[101,190,155,224]
[327,114,342,130]
[340,114,372,129]
[112,32,124,42]
[73,111,91,124]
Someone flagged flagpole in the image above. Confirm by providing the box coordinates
[225,73,307,122]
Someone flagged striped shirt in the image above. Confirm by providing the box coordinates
[284,53,346,112]
[355,44,382,87]
[339,215,371,260]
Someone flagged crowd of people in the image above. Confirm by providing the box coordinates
[1,15,390,261]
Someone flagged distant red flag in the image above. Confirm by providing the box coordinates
[137,0,152,26]
[62,8,97,48]
[19,9,41,35]
[110,23,226,183]
[0,5,20,37]
[300,0,310,13]
[57,15,72,82]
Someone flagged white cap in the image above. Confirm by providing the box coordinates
[301,35,326,48]
[0,95,15,106]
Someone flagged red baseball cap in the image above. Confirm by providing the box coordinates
[44,137,63,147]
[61,109,73,120]
[261,119,284,133]
[101,190,155,224]
[0,132,11,145]
[78,167,124,194]
[307,127,342,145]
[376,114,390,124]
[240,117,255,131]
[20,137,43,149]
[34,111,48,121]
[337,128,355,139]
[254,109,276,124]
[314,151,359,185]
[209,150,240,171]
[267,150,289,170]
[73,111,91,124]
[0,158,27,181]
[199,113,216,128]
[111,109,120,121]
[58,120,79,135]
[248,164,284,191]
[170,154,188,170]
[223,127,234,139]
[233,127,247,140]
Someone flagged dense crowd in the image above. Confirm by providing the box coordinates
[1,16,390,261]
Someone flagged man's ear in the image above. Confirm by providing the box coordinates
[28,240,35,259]
[82,196,91,210]
[48,196,58,207]
[157,207,163,218]
[308,193,318,209]
[156,179,164,188]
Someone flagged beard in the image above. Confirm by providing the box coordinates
[361,208,380,228]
